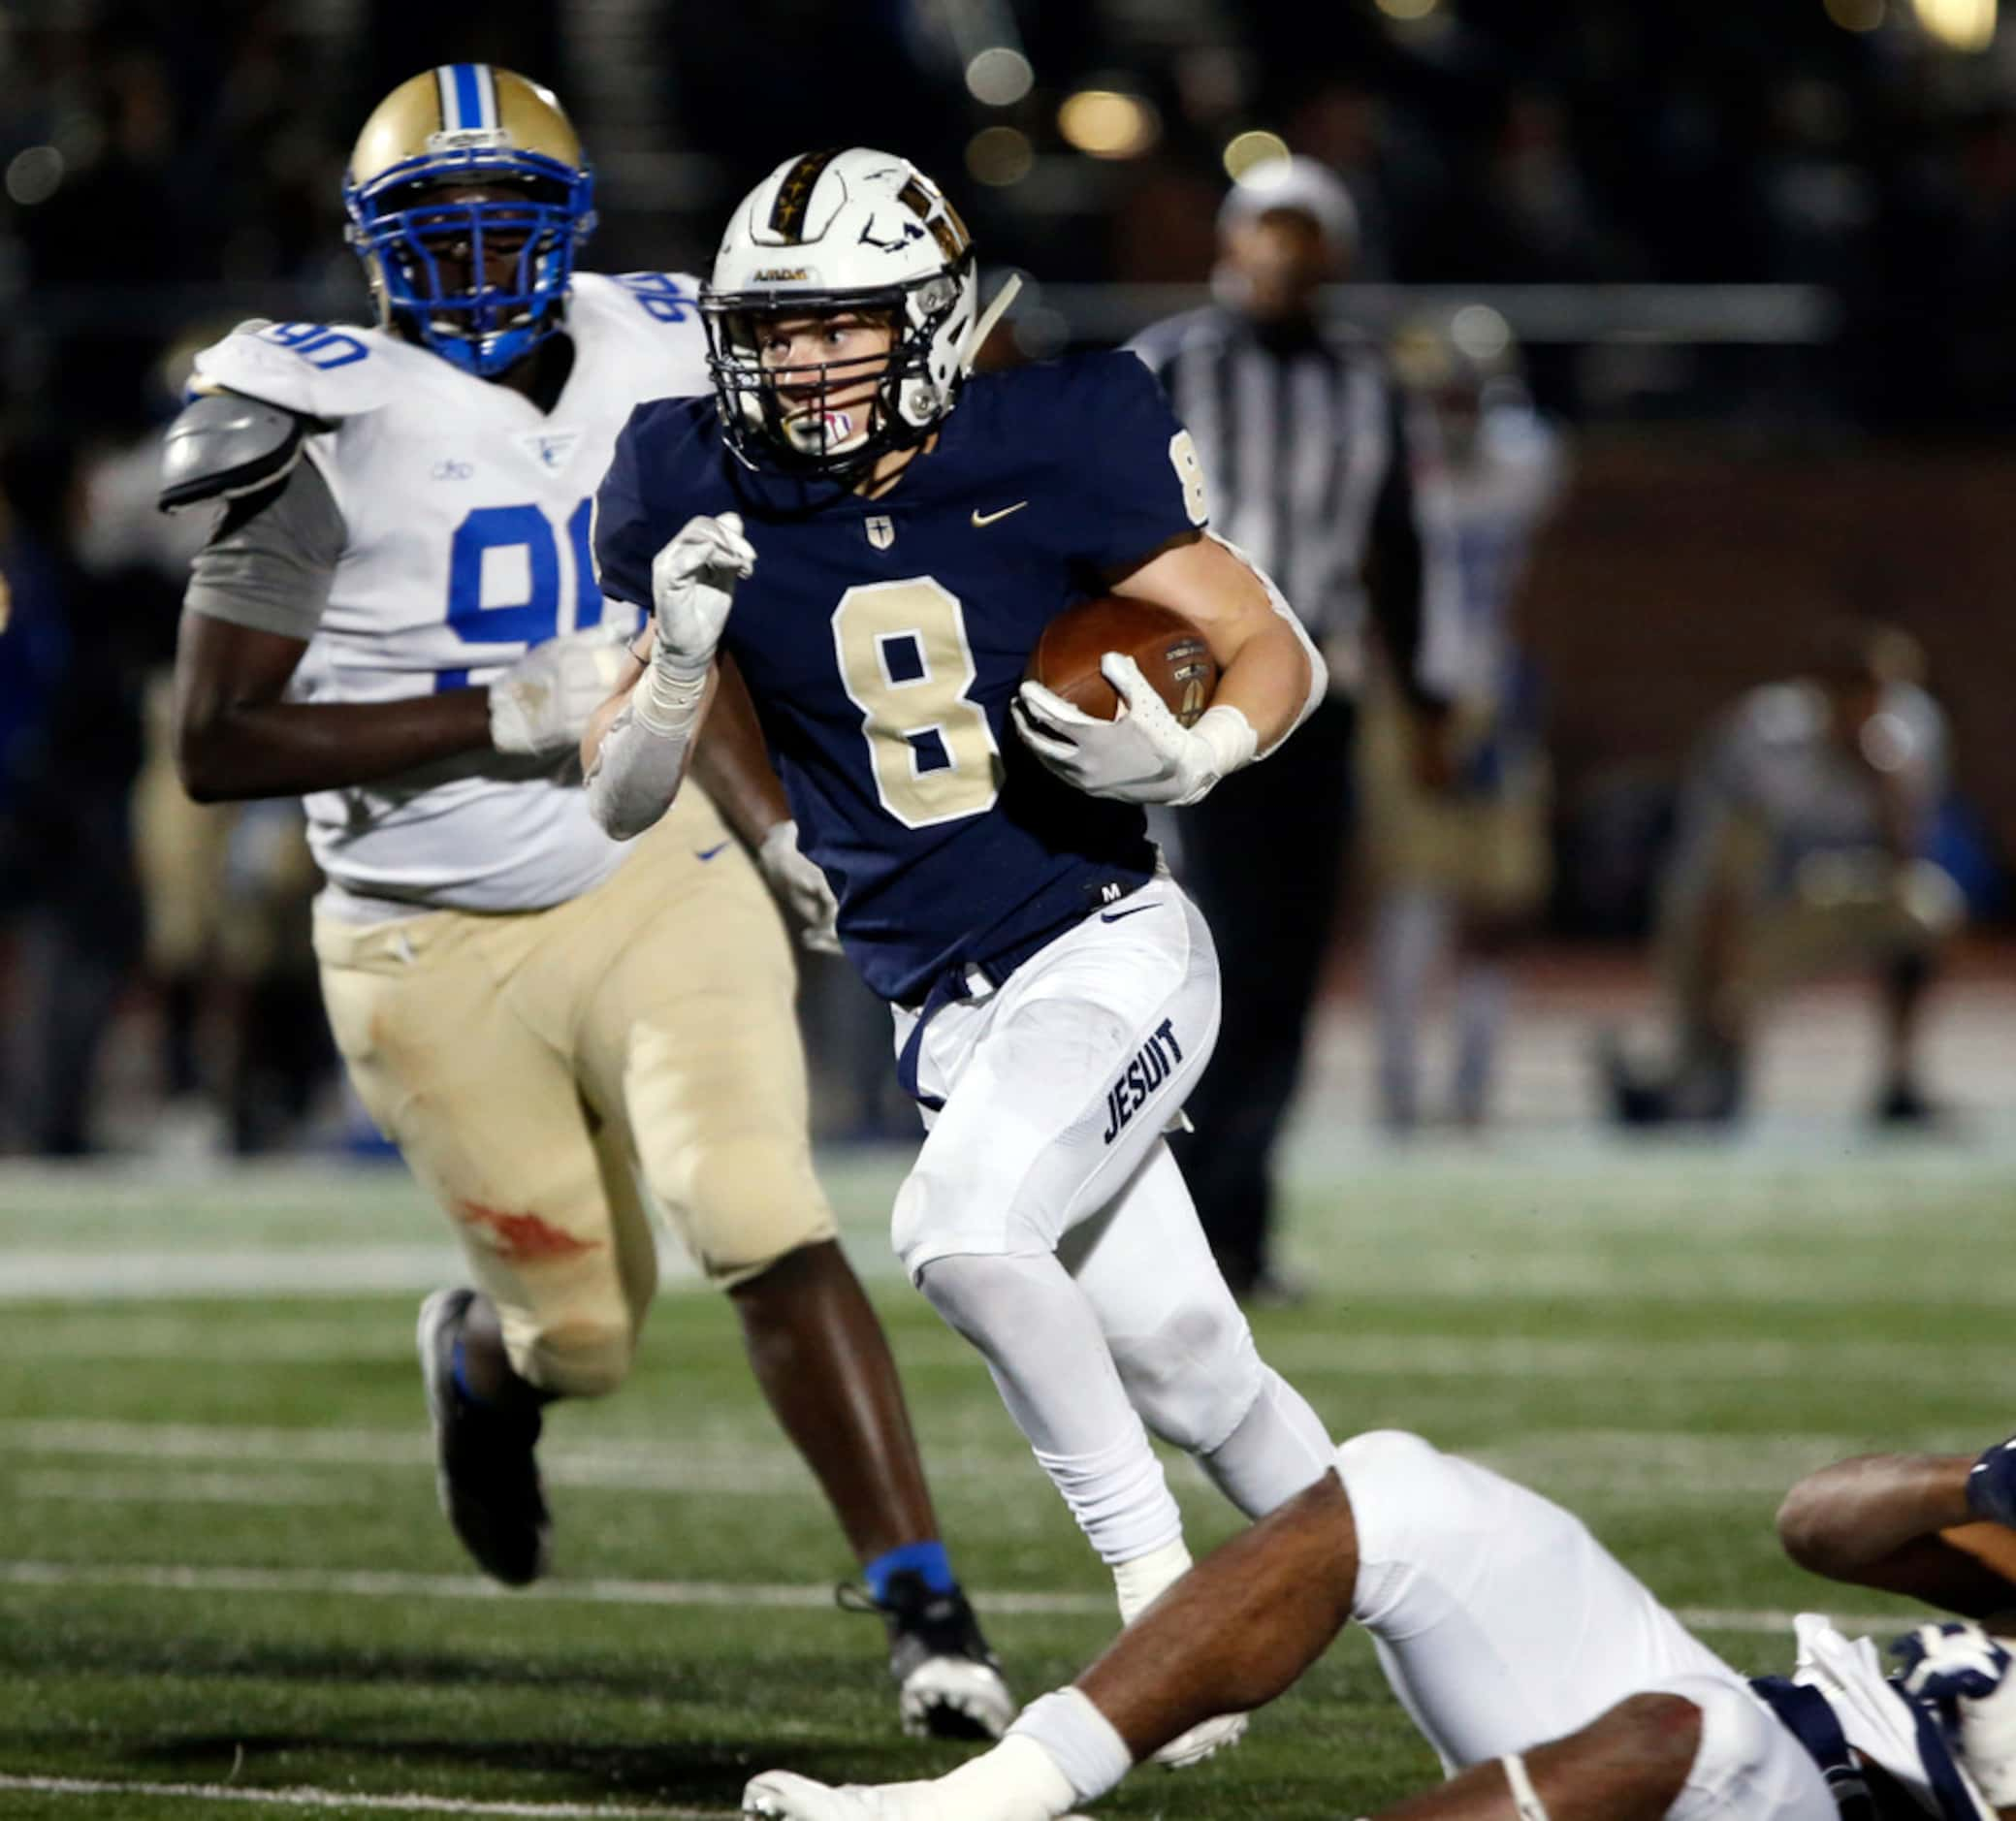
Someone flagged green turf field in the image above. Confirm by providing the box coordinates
[1,1134,2010,1818]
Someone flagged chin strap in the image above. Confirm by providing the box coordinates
[959,272,1025,375]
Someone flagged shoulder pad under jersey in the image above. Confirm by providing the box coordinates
[158,392,315,513]
[189,319,404,423]
[575,269,705,332]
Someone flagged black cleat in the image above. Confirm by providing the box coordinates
[841,1570,1016,1741]
[417,1288,551,1586]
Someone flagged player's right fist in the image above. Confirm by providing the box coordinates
[651,512,755,678]
[489,624,631,758]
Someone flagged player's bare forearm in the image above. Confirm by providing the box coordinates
[579,626,650,776]
[689,654,790,848]
[1109,529,1321,751]
[1076,1472,1359,1757]
[1777,1453,2016,1619]
[174,608,492,802]
[1372,1695,1702,1821]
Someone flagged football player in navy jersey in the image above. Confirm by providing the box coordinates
[586,148,1339,1766]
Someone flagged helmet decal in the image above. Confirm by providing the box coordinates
[769,149,845,241]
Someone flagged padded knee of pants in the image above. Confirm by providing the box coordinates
[1331,1428,1465,1610]
[514,1313,636,1399]
[652,1131,838,1290]
[1106,1303,1264,1454]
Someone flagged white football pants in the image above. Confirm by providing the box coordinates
[893,883,1335,1565]
[1334,1431,1837,1821]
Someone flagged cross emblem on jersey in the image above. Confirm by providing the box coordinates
[515,429,582,472]
[864,515,896,550]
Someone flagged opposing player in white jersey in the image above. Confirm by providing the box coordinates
[1361,304,1564,1132]
[747,1426,2016,1820]
[161,65,1010,1740]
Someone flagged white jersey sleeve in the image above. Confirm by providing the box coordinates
[191,320,405,422]
[194,274,713,919]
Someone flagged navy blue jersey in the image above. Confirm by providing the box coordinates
[596,351,1207,1004]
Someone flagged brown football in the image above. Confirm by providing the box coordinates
[1026,597,1220,727]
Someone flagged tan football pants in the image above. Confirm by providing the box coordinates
[1661,839,1964,1032]
[1358,685,1552,916]
[314,787,836,1398]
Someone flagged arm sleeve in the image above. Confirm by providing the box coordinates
[182,455,344,642]
[591,411,660,615]
[1068,353,1210,575]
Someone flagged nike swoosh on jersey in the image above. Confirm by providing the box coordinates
[971,500,1030,527]
[1101,902,1158,922]
[695,842,731,861]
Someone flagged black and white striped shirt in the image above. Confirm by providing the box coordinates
[1129,306,1424,695]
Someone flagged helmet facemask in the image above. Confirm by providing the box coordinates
[345,149,594,377]
[703,257,974,484]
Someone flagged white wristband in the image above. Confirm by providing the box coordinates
[633,660,707,737]
[1194,703,1258,779]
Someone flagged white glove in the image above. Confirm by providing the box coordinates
[1012,653,1255,807]
[1897,1622,2016,1806]
[757,819,842,955]
[489,625,631,758]
[649,511,754,680]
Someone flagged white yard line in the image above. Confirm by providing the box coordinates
[0,1774,720,1817]
[0,1556,1914,1638]
[13,1420,1977,1512]
[7,1322,1981,1383]
[0,1420,1033,1497]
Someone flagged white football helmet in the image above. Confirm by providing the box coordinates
[702,148,977,478]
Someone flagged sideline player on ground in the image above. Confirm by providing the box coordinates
[585,147,1341,1766]
[745,1426,2016,1818]
[160,71,1008,1739]
[1602,621,1961,1128]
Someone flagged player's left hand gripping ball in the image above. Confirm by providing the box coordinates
[650,511,756,678]
[1014,654,1256,807]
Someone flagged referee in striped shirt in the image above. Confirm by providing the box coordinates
[1131,156,1434,1301]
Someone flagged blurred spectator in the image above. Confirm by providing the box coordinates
[1361,304,1566,1132]
[1601,622,1964,1128]
[72,329,331,1156]
[0,440,149,1154]
[1131,156,1430,1300]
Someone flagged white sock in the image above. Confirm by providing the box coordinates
[932,1732,1080,1820]
[1112,1535,1193,1624]
[1007,1688,1136,1806]
[1197,1367,1335,1518]
[1452,961,1509,1123]
[920,1253,1184,1564]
